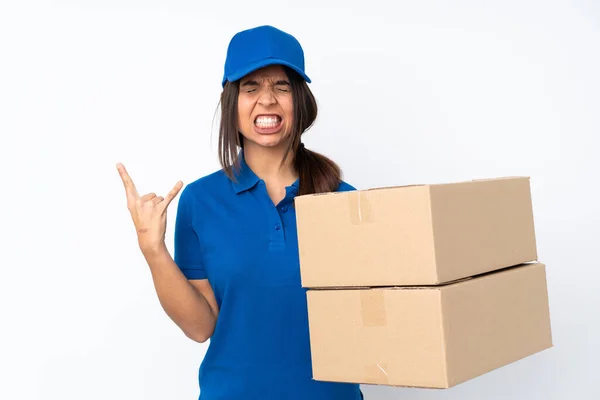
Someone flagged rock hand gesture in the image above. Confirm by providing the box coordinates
[116,163,183,255]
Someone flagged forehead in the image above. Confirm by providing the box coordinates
[240,65,288,83]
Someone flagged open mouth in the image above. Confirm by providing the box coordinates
[254,115,283,131]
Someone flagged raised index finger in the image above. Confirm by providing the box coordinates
[161,180,184,209]
[116,163,139,199]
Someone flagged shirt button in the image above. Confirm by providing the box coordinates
[274,223,281,230]
[281,206,288,213]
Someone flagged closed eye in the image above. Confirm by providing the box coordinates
[274,81,291,92]
[241,80,259,93]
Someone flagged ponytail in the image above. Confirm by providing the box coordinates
[285,65,343,196]
[294,143,342,196]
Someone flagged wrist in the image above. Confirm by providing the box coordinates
[140,241,168,259]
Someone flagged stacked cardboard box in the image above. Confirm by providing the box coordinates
[295,176,552,389]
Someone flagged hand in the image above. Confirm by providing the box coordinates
[117,163,183,255]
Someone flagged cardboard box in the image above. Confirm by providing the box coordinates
[306,262,553,388]
[296,176,538,287]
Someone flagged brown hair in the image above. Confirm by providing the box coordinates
[217,66,342,196]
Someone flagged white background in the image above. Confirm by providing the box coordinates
[1,0,598,399]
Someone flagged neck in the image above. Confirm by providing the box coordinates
[242,140,298,186]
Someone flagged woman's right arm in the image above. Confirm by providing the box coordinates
[116,163,218,343]
[143,245,219,343]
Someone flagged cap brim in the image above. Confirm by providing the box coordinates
[222,58,311,87]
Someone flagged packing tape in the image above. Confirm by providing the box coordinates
[360,290,387,327]
[365,363,390,384]
[348,191,374,225]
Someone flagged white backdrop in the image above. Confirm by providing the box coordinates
[1,0,598,399]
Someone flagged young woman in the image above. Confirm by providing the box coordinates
[117,25,363,399]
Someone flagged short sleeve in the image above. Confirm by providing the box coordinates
[337,180,357,192]
[173,186,207,280]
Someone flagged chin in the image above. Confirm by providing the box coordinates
[252,137,283,148]
[247,132,290,149]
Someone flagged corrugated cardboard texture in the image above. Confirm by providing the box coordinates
[307,287,447,387]
[430,177,538,283]
[442,262,553,387]
[296,185,437,287]
[306,263,552,388]
[295,176,538,287]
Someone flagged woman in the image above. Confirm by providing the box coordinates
[117,25,362,399]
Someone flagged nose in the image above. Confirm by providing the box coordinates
[257,87,276,106]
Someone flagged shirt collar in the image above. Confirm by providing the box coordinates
[231,150,301,195]
[232,150,260,194]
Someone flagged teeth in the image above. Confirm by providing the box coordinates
[255,116,281,128]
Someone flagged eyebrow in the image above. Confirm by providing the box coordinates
[241,80,259,87]
[240,79,290,87]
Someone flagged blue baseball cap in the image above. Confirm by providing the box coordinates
[222,25,311,87]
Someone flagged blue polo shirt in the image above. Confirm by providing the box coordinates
[173,152,362,400]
